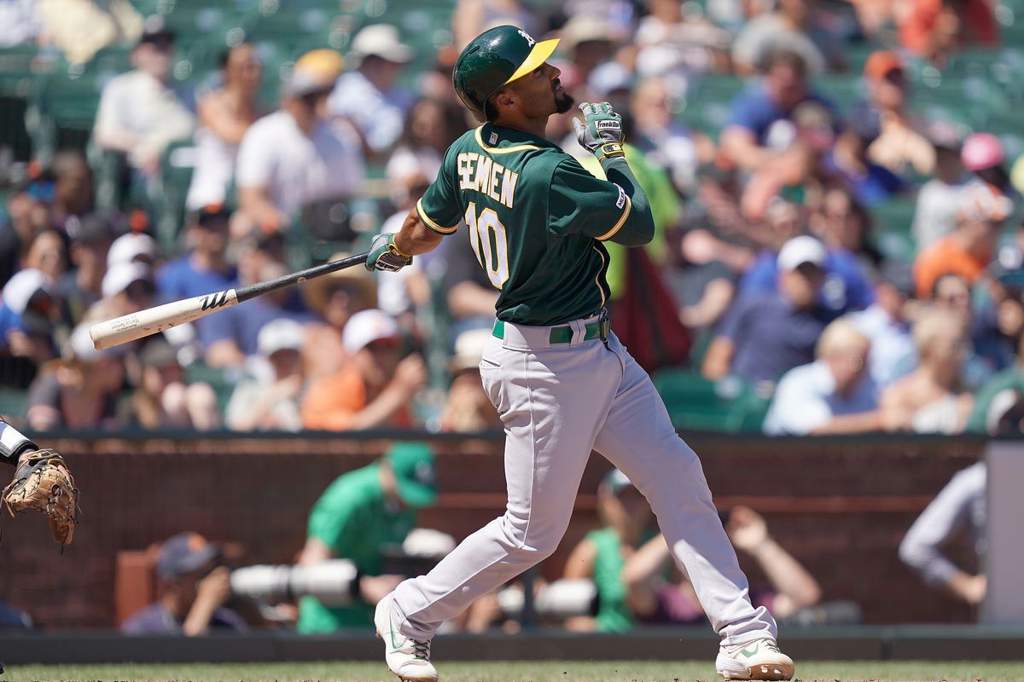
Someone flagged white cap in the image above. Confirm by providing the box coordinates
[342,309,399,354]
[351,24,413,63]
[2,268,49,315]
[777,236,827,271]
[107,233,157,268]
[257,318,306,356]
[102,262,151,298]
[451,328,491,371]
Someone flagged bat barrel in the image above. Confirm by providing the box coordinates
[89,289,238,350]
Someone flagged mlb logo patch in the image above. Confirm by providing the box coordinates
[490,132,498,144]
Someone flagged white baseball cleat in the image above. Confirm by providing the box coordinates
[715,638,795,680]
[374,594,439,682]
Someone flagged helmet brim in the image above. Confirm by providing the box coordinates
[503,38,560,86]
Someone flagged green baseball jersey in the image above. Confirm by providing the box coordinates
[297,464,416,633]
[416,123,635,325]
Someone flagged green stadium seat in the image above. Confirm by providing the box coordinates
[0,387,28,420]
[653,369,770,433]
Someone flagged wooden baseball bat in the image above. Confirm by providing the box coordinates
[89,252,369,350]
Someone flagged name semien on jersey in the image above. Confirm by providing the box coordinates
[456,152,519,209]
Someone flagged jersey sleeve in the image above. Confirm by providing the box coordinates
[415,147,462,235]
[547,158,632,241]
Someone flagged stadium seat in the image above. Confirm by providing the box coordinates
[653,369,771,433]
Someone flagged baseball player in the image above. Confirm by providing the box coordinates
[365,26,794,681]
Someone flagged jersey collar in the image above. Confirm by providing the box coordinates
[476,123,559,154]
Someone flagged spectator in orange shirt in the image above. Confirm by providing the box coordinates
[301,309,425,431]
[914,184,1008,297]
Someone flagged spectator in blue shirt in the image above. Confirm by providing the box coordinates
[704,236,836,385]
[157,205,237,302]
[740,199,876,317]
[721,49,839,173]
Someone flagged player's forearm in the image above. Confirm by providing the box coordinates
[600,157,655,246]
[809,411,885,435]
[0,422,37,466]
[394,208,445,256]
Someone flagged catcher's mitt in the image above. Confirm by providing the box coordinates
[2,449,78,546]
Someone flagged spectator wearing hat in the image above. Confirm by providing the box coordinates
[704,236,837,384]
[913,123,967,251]
[186,43,264,211]
[36,0,142,66]
[157,206,236,302]
[0,269,58,362]
[880,308,973,434]
[93,17,195,176]
[327,24,414,157]
[440,329,501,433]
[122,532,246,635]
[297,442,438,632]
[740,205,875,320]
[961,133,1019,223]
[236,49,364,235]
[301,310,425,431]
[558,14,620,90]
[96,260,157,319]
[721,49,839,174]
[848,263,917,388]
[855,51,934,177]
[107,232,158,270]
[225,319,307,432]
[128,340,220,431]
[913,184,1009,298]
[764,319,898,435]
[301,252,378,381]
[26,323,126,431]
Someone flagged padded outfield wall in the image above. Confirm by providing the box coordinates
[0,431,987,629]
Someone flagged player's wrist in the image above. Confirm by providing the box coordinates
[595,142,625,161]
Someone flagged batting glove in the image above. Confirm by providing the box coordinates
[573,102,625,161]
[366,233,413,272]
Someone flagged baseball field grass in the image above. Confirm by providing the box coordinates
[2,660,1022,681]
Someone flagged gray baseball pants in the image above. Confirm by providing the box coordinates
[391,316,777,646]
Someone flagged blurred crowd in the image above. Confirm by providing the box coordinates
[1,0,1024,437]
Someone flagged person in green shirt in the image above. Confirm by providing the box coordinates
[296,442,437,633]
[562,469,655,633]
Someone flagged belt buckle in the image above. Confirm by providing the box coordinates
[597,309,610,341]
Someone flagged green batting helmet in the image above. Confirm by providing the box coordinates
[452,25,560,120]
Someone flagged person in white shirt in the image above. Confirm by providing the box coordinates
[92,18,195,176]
[327,24,414,157]
[763,318,897,435]
[235,49,365,235]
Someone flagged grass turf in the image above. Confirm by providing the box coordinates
[2,661,1021,681]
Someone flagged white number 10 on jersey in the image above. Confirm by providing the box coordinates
[465,201,510,289]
